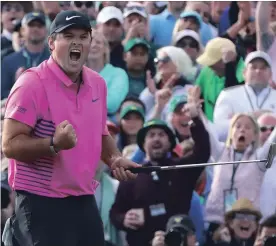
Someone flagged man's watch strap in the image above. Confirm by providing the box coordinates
[50,137,58,155]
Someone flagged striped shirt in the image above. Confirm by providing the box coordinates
[5,56,109,197]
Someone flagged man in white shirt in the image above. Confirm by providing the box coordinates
[213,51,276,141]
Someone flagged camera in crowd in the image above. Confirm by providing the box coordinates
[263,235,276,246]
[164,215,195,246]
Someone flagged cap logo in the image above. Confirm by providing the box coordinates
[66,16,81,21]
[174,217,182,223]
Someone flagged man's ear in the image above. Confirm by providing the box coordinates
[48,36,55,52]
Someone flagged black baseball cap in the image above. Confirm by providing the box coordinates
[50,10,91,35]
[22,12,46,26]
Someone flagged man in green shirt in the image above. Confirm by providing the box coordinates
[195,37,245,121]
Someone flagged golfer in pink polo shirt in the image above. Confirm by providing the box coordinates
[2,10,139,246]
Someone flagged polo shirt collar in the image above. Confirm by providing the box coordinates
[162,9,174,19]
[47,56,92,87]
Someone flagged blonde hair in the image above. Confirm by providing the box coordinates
[90,29,110,64]
[225,113,260,150]
[156,46,196,81]
[172,19,183,37]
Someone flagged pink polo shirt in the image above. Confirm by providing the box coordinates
[5,57,109,198]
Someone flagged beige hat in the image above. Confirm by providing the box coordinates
[225,198,262,222]
[196,37,236,67]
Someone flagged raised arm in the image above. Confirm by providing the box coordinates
[199,110,225,161]
[256,1,276,51]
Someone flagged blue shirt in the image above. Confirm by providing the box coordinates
[99,63,129,115]
[149,9,177,47]
[1,46,50,99]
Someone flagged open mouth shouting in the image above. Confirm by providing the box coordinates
[69,48,81,64]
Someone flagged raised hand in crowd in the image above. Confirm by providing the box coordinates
[123,208,145,230]
[187,86,203,106]
[237,2,252,27]
[221,48,237,64]
[124,19,148,44]
[152,231,165,246]
[146,70,179,95]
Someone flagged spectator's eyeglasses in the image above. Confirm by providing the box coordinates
[154,56,171,65]
[124,6,146,13]
[2,3,23,12]
[260,125,275,132]
[176,39,199,49]
[73,1,94,8]
[234,213,257,221]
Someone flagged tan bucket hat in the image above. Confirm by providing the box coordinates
[225,198,262,222]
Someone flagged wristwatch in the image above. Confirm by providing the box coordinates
[50,137,59,156]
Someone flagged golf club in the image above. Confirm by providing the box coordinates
[128,143,276,174]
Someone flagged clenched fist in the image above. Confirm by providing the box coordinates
[53,120,77,151]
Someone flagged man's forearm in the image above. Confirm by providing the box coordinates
[101,134,122,167]
[3,135,54,162]
[256,2,275,51]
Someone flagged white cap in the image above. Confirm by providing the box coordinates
[123,2,147,19]
[245,51,272,68]
[173,30,201,45]
[97,6,123,25]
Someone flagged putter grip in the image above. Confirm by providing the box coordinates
[128,166,161,174]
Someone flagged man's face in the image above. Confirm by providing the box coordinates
[187,2,210,23]
[169,2,186,12]
[229,213,258,240]
[244,59,272,89]
[144,128,171,161]
[48,28,92,76]
[98,19,123,43]
[1,2,24,32]
[72,1,96,20]
[179,17,200,33]
[124,13,147,33]
[210,60,226,76]
[125,46,149,72]
[22,20,47,45]
[171,103,191,138]
[176,37,200,62]
[258,115,276,145]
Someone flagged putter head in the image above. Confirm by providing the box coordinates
[266,143,276,169]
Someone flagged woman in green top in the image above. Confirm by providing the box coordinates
[87,29,129,118]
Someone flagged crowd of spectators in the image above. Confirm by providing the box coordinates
[1,1,276,246]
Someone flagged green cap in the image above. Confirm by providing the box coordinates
[169,95,187,113]
[124,38,150,52]
[137,119,176,152]
[120,105,145,120]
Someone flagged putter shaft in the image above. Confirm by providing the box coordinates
[160,159,268,170]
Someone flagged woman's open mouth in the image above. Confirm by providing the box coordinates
[238,136,246,143]
[69,49,81,62]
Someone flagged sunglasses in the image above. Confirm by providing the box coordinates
[154,56,171,65]
[73,1,94,8]
[260,125,275,132]
[235,213,257,221]
[124,6,146,12]
[176,39,199,49]
[2,3,23,12]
